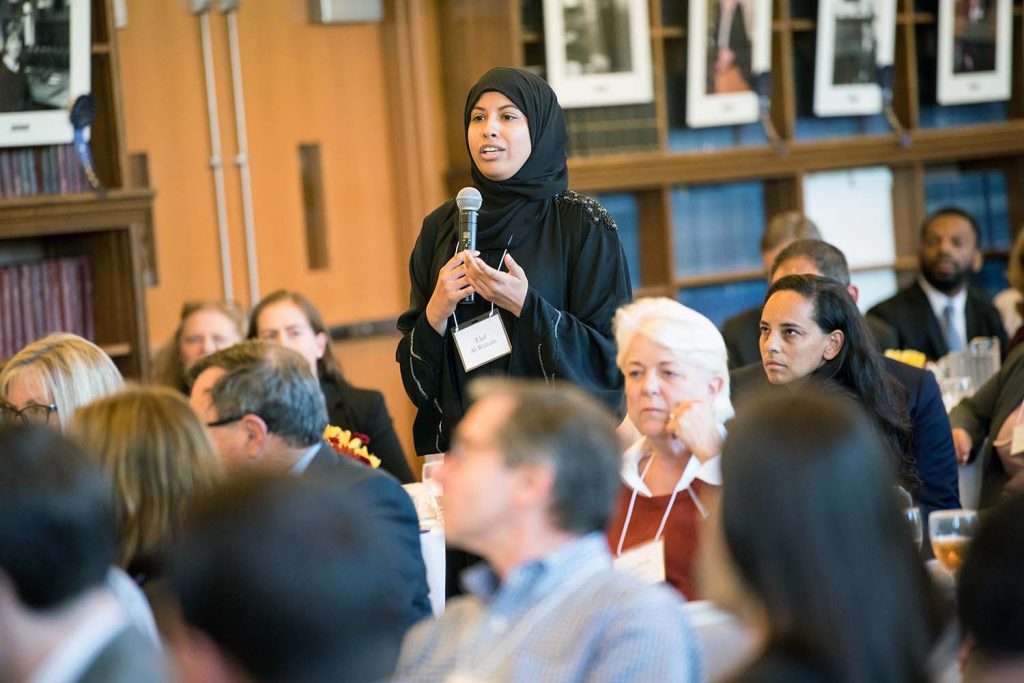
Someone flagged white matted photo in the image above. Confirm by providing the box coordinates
[685,0,772,128]
[543,0,653,109]
[813,0,896,117]
[936,0,1011,105]
[0,0,91,148]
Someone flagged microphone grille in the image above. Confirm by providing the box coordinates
[456,187,483,211]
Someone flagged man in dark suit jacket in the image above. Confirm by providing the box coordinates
[0,426,166,683]
[723,211,822,367]
[189,341,431,627]
[725,237,900,366]
[731,239,961,525]
[869,207,1007,360]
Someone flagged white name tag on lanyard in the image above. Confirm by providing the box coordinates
[1011,422,1024,456]
[614,539,666,585]
[453,313,511,372]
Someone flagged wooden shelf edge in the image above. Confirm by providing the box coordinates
[669,257,921,289]
[568,121,1024,191]
[100,342,132,358]
[0,188,156,238]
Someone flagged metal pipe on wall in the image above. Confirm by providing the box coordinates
[223,5,261,304]
[196,7,234,302]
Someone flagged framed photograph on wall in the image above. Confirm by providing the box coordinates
[0,0,91,148]
[813,0,897,116]
[542,0,653,109]
[936,0,1011,105]
[685,0,772,128]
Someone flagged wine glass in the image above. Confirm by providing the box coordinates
[904,506,923,550]
[929,509,978,573]
[420,453,444,527]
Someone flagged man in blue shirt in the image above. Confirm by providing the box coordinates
[395,380,701,682]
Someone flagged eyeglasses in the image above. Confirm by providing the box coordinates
[205,414,246,428]
[0,403,59,425]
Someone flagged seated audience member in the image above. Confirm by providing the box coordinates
[0,425,167,682]
[732,274,920,496]
[994,229,1024,351]
[0,332,123,431]
[949,345,1024,506]
[395,380,701,682]
[70,385,223,585]
[738,239,960,519]
[168,475,408,683]
[188,340,430,626]
[249,289,413,483]
[721,211,821,367]
[150,300,247,395]
[869,207,1006,360]
[958,494,1024,682]
[699,391,939,682]
[606,297,732,598]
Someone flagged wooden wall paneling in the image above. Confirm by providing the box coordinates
[649,0,669,149]
[383,0,449,278]
[636,188,673,292]
[297,144,329,270]
[895,0,920,129]
[89,0,126,189]
[763,175,803,219]
[891,164,924,264]
[438,0,519,176]
[772,0,797,140]
[1009,7,1024,119]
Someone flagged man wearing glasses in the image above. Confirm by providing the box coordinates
[188,340,430,628]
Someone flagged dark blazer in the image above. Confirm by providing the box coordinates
[730,358,960,518]
[949,345,1024,507]
[303,443,432,628]
[722,305,900,369]
[868,281,1007,361]
[77,626,167,683]
[321,377,414,484]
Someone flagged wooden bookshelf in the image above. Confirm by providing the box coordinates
[437,0,1024,313]
[0,0,152,378]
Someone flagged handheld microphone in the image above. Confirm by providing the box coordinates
[456,187,482,304]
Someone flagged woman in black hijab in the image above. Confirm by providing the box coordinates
[397,67,632,455]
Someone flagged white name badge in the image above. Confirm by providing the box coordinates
[613,539,666,585]
[1011,422,1024,456]
[453,314,512,372]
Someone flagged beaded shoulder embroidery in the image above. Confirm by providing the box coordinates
[555,190,618,231]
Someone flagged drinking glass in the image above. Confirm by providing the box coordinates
[904,506,923,550]
[938,376,973,412]
[421,453,444,526]
[929,509,978,573]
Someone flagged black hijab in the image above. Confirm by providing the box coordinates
[463,67,569,250]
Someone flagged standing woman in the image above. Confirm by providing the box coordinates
[250,290,414,483]
[397,67,632,455]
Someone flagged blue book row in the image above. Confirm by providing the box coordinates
[678,280,767,330]
[593,193,642,290]
[923,168,1010,251]
[672,181,765,276]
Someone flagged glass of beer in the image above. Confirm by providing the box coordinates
[929,509,978,573]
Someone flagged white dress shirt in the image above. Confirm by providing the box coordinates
[918,276,968,352]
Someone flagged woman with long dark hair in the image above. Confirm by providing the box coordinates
[700,390,941,682]
[756,273,918,492]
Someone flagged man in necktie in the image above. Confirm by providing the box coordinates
[869,207,1006,360]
